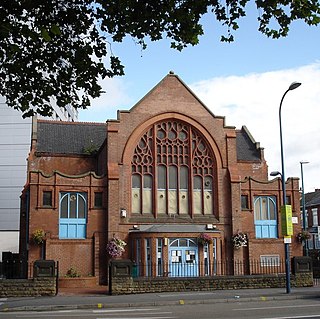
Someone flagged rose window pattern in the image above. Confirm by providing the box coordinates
[131,120,215,216]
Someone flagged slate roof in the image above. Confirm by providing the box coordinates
[37,121,106,155]
[36,121,262,162]
[305,190,320,208]
[236,126,262,161]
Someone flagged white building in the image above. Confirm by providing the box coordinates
[0,97,77,260]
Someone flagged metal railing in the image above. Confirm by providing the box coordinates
[312,258,320,278]
[132,259,287,278]
[0,259,29,279]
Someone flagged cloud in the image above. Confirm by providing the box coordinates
[78,63,319,192]
[78,77,133,122]
[190,63,320,193]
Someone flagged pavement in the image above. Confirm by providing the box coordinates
[1,285,320,312]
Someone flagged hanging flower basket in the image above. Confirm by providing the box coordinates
[198,233,212,245]
[297,230,311,243]
[31,229,45,245]
[232,232,248,249]
[106,237,127,258]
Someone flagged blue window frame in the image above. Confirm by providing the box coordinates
[254,196,277,239]
[59,192,87,239]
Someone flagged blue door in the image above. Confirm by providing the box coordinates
[59,218,86,238]
[255,220,277,238]
[168,238,198,277]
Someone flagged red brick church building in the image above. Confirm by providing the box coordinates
[19,72,302,284]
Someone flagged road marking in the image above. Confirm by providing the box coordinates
[95,311,173,315]
[263,315,320,319]
[97,317,176,319]
[234,303,320,311]
[159,292,215,297]
[94,308,176,319]
[93,308,161,313]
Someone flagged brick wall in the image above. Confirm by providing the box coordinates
[110,273,313,295]
[21,169,107,282]
[0,278,56,297]
[46,239,93,277]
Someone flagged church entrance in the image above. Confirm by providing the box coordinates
[168,238,198,277]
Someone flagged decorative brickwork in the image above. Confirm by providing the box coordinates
[19,73,303,288]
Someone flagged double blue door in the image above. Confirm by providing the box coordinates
[168,239,198,277]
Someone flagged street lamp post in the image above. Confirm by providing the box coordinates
[300,160,309,256]
[278,81,301,294]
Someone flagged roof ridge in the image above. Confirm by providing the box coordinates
[38,119,106,126]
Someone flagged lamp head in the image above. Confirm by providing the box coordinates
[300,161,309,165]
[289,82,301,90]
[270,171,281,177]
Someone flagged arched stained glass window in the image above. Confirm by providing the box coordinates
[131,120,215,217]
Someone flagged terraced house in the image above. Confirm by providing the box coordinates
[304,189,320,254]
[19,73,303,284]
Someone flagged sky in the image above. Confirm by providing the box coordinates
[78,6,320,193]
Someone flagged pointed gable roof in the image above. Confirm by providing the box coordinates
[236,126,262,161]
[128,71,227,124]
[305,189,320,208]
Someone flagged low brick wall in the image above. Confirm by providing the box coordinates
[58,276,98,288]
[110,273,313,295]
[0,278,56,297]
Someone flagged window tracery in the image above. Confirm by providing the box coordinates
[131,120,215,217]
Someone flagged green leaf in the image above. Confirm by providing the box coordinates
[50,24,61,35]
[41,28,51,42]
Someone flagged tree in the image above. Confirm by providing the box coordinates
[1,0,320,118]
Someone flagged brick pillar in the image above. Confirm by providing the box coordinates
[94,232,100,284]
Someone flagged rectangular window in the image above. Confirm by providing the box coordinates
[157,238,163,276]
[286,195,291,205]
[260,255,280,267]
[308,234,314,249]
[94,192,103,208]
[43,191,52,207]
[241,195,249,210]
[315,234,320,249]
[157,165,167,214]
[132,175,141,214]
[143,175,152,214]
[145,238,152,277]
[312,208,318,226]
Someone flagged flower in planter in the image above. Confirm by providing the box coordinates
[106,237,127,258]
[31,229,45,245]
[232,232,248,249]
[198,233,212,245]
[297,230,311,243]
[65,267,81,278]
